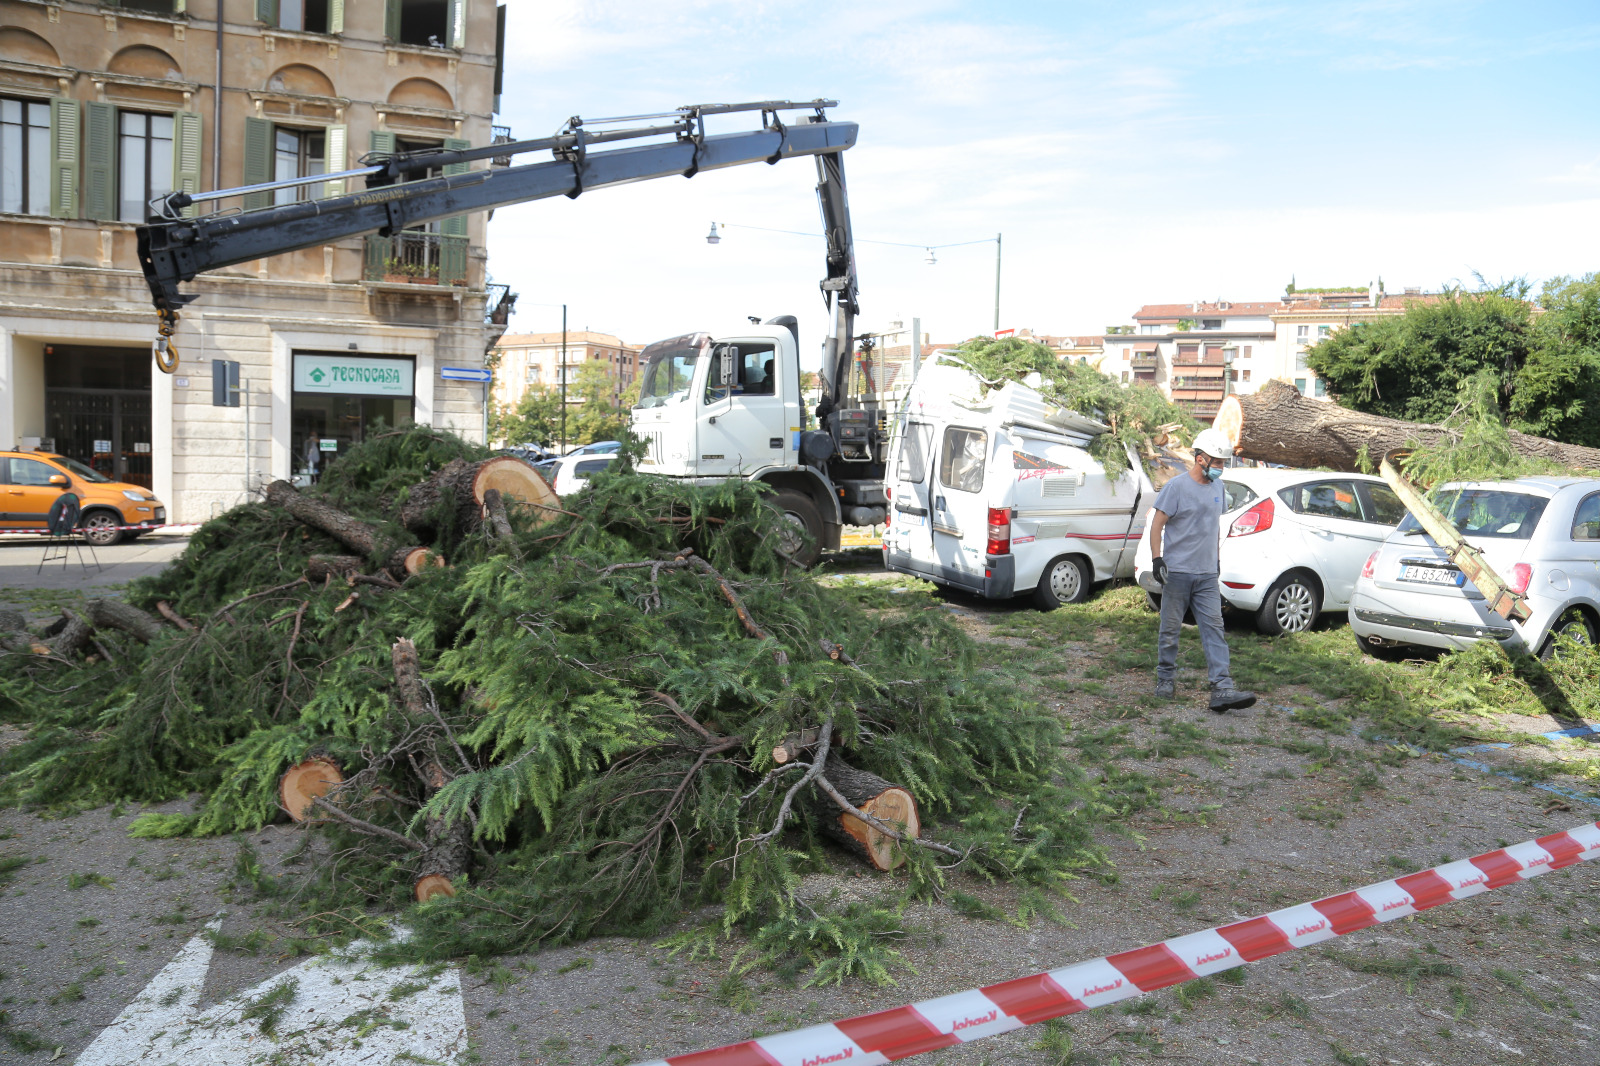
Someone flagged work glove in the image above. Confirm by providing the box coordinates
[1152,556,1169,586]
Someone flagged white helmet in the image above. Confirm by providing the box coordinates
[1192,428,1233,461]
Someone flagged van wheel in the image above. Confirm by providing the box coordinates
[1033,555,1091,609]
[79,510,127,547]
[770,489,823,568]
[1539,608,1597,661]
[1256,571,1320,635]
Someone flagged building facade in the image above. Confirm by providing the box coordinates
[491,330,641,419]
[0,0,508,521]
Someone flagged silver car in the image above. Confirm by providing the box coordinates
[1349,477,1600,658]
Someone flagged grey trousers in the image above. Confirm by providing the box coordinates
[1156,571,1234,689]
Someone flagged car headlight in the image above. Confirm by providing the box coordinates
[122,490,144,501]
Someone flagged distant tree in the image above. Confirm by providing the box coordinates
[568,362,641,445]
[494,386,563,449]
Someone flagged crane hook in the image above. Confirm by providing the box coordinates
[154,308,180,374]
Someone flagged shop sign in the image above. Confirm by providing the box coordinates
[293,354,414,397]
[93,440,112,454]
[319,439,338,452]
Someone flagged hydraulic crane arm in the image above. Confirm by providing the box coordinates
[134,99,857,371]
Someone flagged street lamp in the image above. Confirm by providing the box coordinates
[705,222,721,245]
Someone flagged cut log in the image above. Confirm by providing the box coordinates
[391,637,472,897]
[806,754,920,872]
[1213,379,1600,473]
[86,598,163,643]
[155,601,195,631]
[414,874,456,902]
[305,554,363,584]
[772,727,822,765]
[264,480,384,555]
[386,546,443,578]
[279,757,345,822]
[48,609,92,659]
[399,456,559,538]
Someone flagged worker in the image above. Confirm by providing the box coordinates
[1148,429,1256,712]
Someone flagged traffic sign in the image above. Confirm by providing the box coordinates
[439,366,493,383]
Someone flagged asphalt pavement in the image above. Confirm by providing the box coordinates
[0,533,194,598]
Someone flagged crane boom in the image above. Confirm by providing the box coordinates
[134,99,858,371]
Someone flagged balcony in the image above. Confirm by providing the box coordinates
[1130,354,1159,370]
[363,231,468,286]
[492,126,515,168]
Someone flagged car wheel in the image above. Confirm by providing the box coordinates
[1539,608,1597,661]
[79,510,127,547]
[770,489,823,568]
[1256,571,1320,635]
[1033,555,1091,610]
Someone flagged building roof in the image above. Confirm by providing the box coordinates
[495,331,639,350]
[1133,301,1284,321]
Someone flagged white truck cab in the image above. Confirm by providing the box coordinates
[881,360,1153,607]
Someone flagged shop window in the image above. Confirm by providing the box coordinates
[117,111,173,222]
[258,0,340,33]
[1,97,51,216]
[388,0,466,48]
[291,352,415,483]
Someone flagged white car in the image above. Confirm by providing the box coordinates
[1349,477,1600,659]
[551,454,617,496]
[1134,467,1406,634]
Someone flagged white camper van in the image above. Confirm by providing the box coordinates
[881,360,1154,607]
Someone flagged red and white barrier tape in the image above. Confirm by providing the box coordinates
[634,821,1600,1065]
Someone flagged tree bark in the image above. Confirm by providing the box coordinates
[48,609,92,658]
[1213,379,1600,473]
[0,610,47,656]
[804,754,920,872]
[306,554,363,584]
[391,637,471,899]
[86,598,163,643]
[264,480,383,556]
[399,456,559,538]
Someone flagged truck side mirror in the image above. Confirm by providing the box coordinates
[48,473,69,488]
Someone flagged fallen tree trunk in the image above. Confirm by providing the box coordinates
[392,637,470,901]
[805,753,920,872]
[399,456,559,539]
[306,554,363,584]
[265,481,439,579]
[48,609,92,659]
[1213,379,1600,473]
[86,598,163,643]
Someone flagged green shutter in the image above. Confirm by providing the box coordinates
[440,136,469,239]
[439,237,468,286]
[171,110,202,217]
[369,129,396,158]
[256,0,277,25]
[364,234,389,280]
[241,116,273,210]
[173,0,187,12]
[82,101,116,221]
[49,97,80,219]
[384,0,401,40]
[447,0,467,48]
[322,123,347,197]
[327,0,343,33]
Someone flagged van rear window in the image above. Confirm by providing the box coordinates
[938,427,986,494]
[898,422,932,484]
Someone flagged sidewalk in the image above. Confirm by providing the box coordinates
[0,532,193,594]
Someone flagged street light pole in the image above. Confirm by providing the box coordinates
[993,232,1002,333]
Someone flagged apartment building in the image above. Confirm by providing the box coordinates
[0,0,509,520]
[1269,285,1431,397]
[491,330,641,412]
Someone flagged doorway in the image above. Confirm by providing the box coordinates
[43,345,153,488]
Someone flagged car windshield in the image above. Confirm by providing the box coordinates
[634,333,709,409]
[1396,489,1549,540]
[55,456,113,483]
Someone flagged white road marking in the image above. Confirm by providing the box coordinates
[76,918,466,1065]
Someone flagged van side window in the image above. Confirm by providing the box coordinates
[1573,492,1600,541]
[898,422,932,484]
[938,427,986,494]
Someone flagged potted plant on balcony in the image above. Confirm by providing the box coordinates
[382,258,439,285]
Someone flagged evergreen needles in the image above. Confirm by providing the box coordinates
[0,426,1106,978]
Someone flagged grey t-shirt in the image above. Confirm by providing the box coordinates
[1152,472,1226,574]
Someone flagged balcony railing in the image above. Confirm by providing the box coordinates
[364,231,468,286]
[492,126,514,167]
[1130,354,1159,369]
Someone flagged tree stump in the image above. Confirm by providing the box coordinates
[399,456,559,538]
[807,754,920,872]
[1213,379,1600,473]
[279,757,345,822]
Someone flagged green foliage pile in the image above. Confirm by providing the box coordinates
[1308,274,1600,446]
[0,426,1102,975]
[939,336,1202,477]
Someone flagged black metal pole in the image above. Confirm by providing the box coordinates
[560,304,567,451]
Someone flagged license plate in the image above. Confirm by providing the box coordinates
[1400,564,1464,586]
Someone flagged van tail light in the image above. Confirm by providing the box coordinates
[1510,562,1532,595]
[986,507,1011,556]
[1361,550,1378,579]
[884,486,891,528]
[1228,498,1275,537]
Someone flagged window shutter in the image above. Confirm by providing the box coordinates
[440,136,470,283]
[327,0,344,34]
[256,0,278,25]
[369,129,396,157]
[439,135,470,237]
[173,0,187,12]
[82,101,116,221]
[171,110,202,216]
[448,0,467,48]
[384,0,401,40]
[363,235,388,280]
[241,116,273,210]
[322,124,347,197]
[49,97,80,219]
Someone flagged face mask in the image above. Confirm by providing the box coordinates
[1204,464,1223,482]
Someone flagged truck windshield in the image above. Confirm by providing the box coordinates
[1396,489,1549,540]
[635,333,710,409]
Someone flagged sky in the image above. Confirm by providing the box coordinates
[487,0,1600,368]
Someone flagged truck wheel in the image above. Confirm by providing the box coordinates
[770,489,823,568]
[79,510,127,546]
[1033,555,1091,609]
[1256,571,1320,635]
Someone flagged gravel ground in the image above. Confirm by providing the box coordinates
[2,569,1598,1065]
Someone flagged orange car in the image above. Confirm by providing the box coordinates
[1,451,167,545]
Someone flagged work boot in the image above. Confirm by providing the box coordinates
[1208,686,1256,712]
[1153,679,1175,700]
